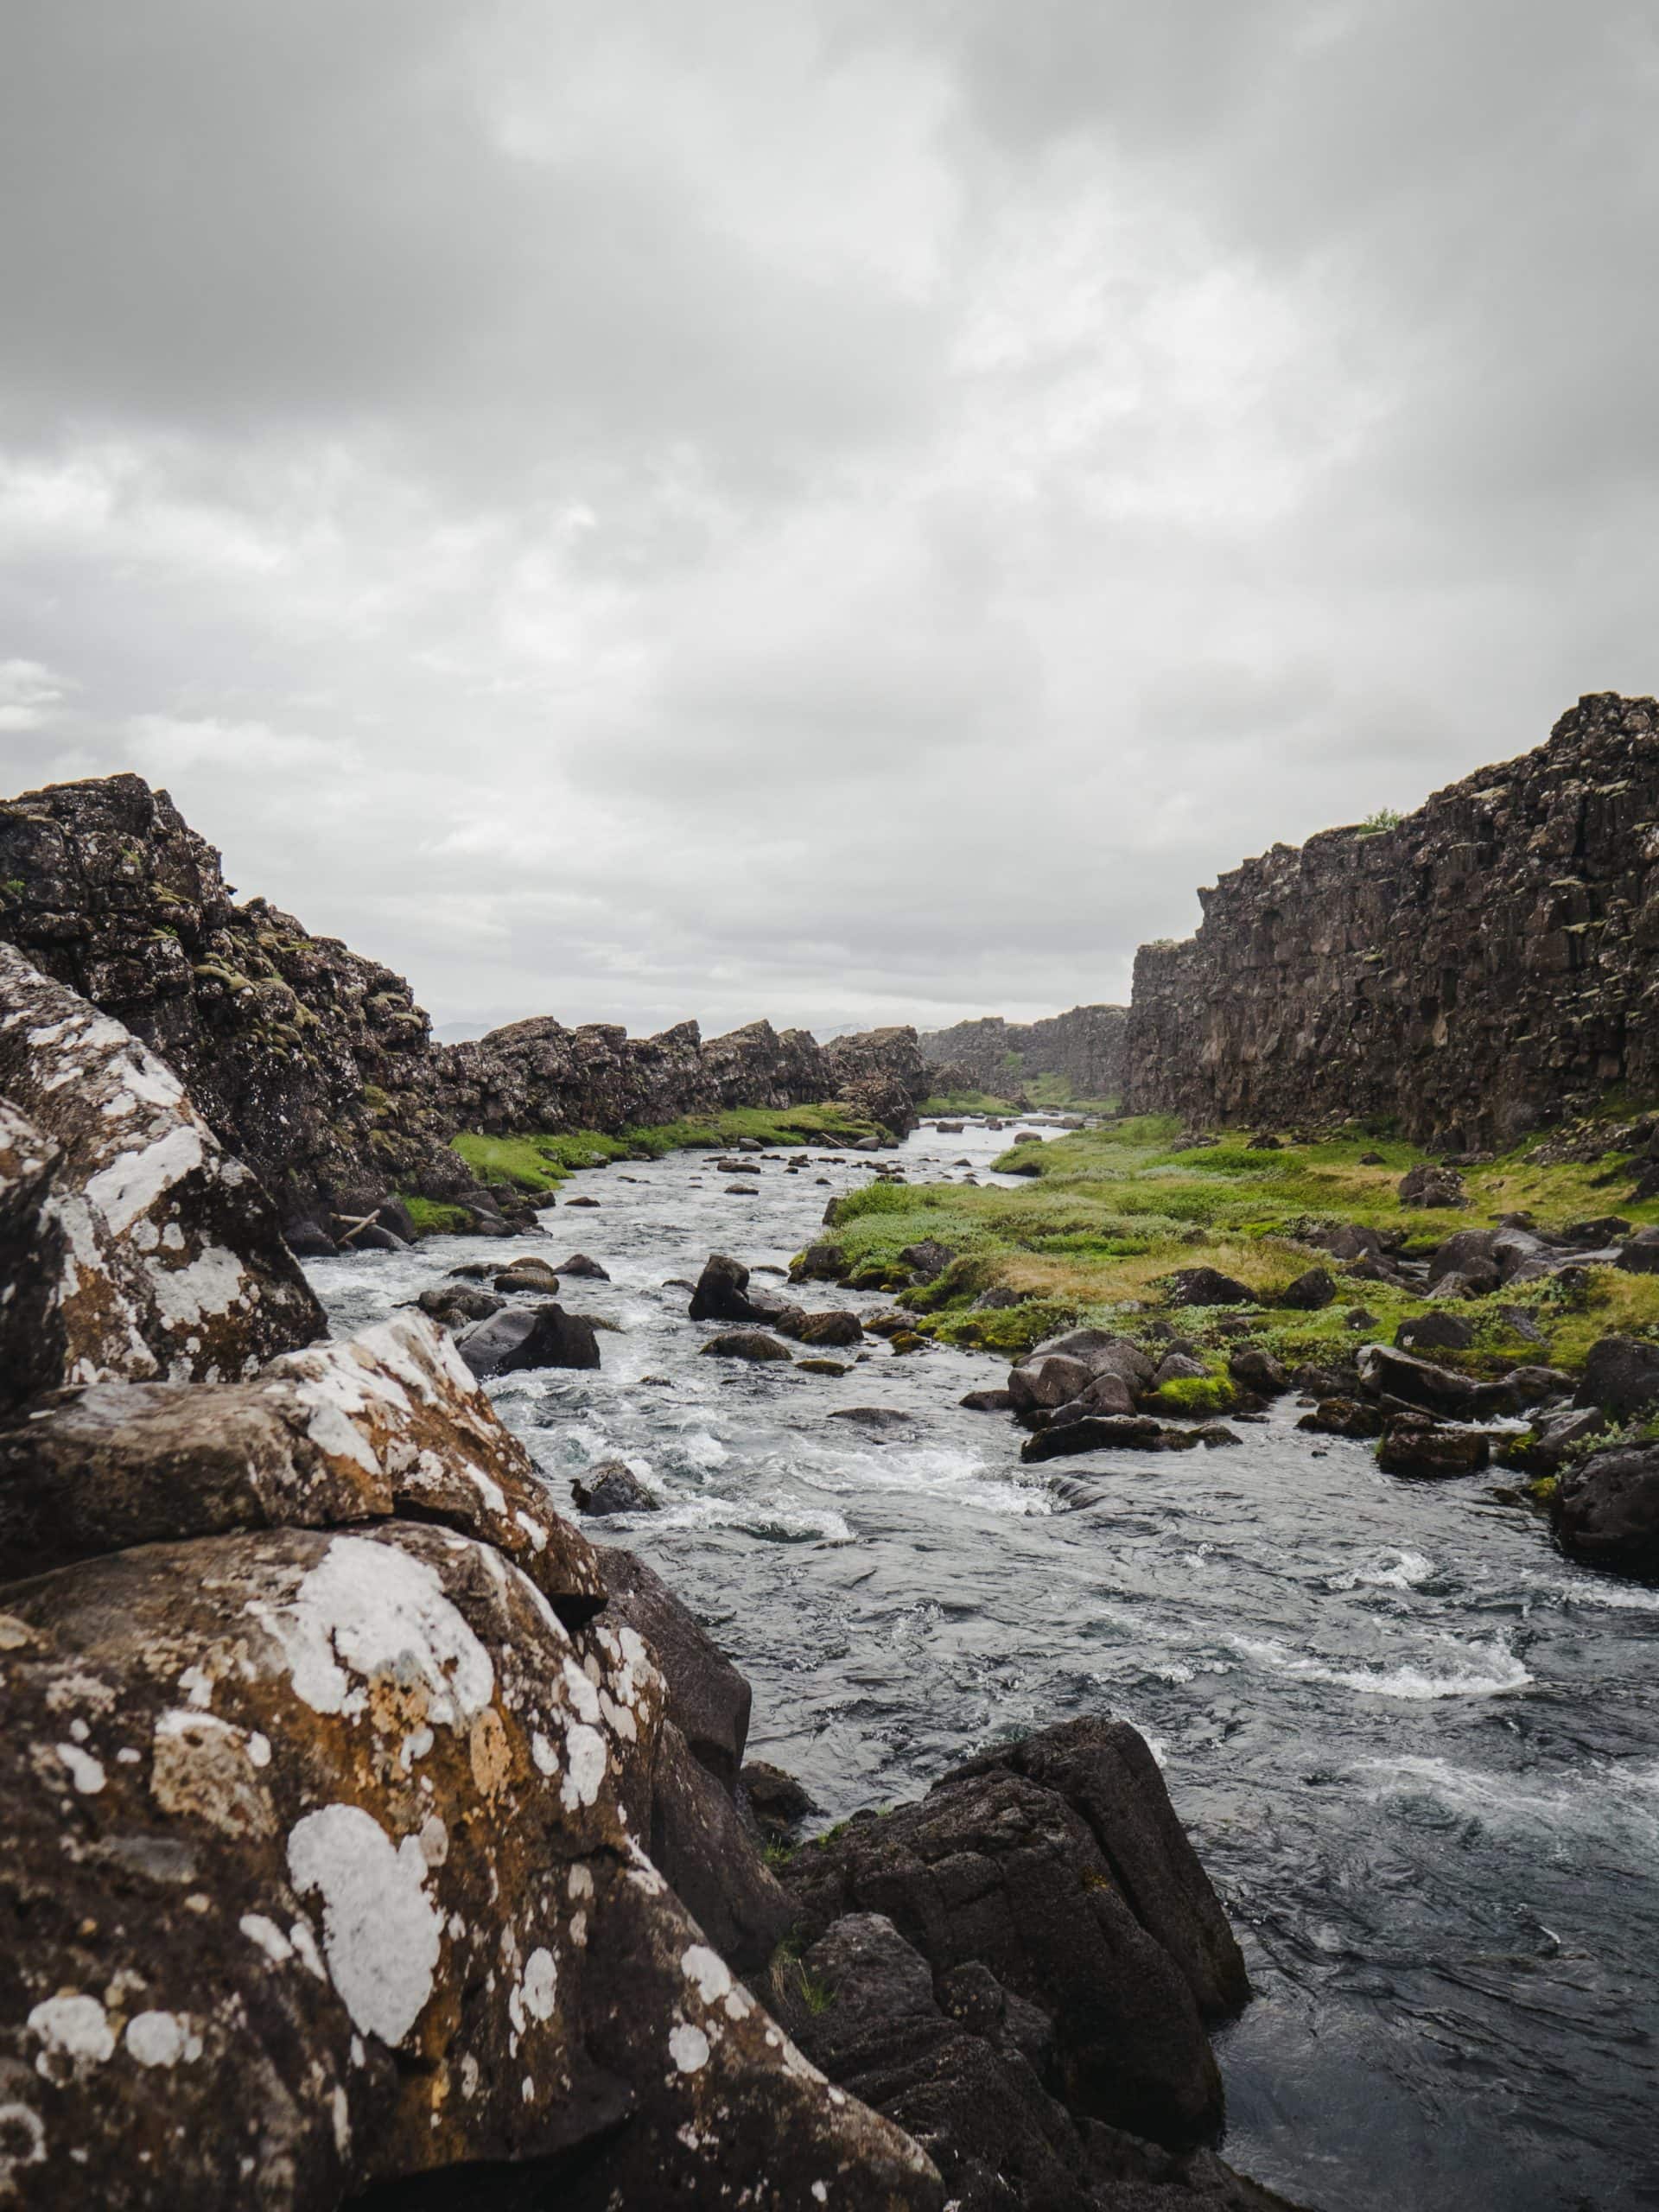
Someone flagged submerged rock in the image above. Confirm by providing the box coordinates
[570,1459,659,1516]
[698,1329,794,1362]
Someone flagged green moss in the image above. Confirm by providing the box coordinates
[919,1089,1023,1115]
[450,1103,879,1196]
[1147,1375,1236,1416]
[398,1194,473,1236]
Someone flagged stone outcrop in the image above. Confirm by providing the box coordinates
[920,1006,1128,1102]
[777,1717,1277,2211]
[0,772,931,1243]
[441,1014,929,1152]
[1124,694,1659,1146]
[0,944,323,1415]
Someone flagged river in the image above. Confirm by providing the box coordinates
[307,1117,1659,2212]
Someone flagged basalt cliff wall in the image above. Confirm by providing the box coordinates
[919,1004,1128,1100]
[0,773,929,1239]
[1124,692,1659,1147]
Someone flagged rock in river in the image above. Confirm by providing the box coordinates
[454,1301,602,1377]
[1554,1443,1659,1574]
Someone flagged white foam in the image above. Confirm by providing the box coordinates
[1326,1548,1438,1593]
[1231,1631,1530,1700]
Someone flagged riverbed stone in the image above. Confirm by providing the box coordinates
[454,1302,602,1377]
[1376,1417,1491,1478]
[1007,1355,1096,1419]
[1553,1442,1659,1573]
[1020,1417,1193,1461]
[415,1281,505,1328]
[783,1718,1243,2151]
[698,1328,794,1362]
[569,1459,658,1516]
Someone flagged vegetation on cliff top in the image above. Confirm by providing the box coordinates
[448,1103,880,1198]
[819,1115,1659,1371]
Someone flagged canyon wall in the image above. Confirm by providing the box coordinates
[919,1004,1128,1099]
[1124,692,1659,1147]
[0,774,929,1237]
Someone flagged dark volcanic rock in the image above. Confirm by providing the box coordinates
[598,1548,752,1789]
[698,1329,794,1362]
[1356,1344,1511,1421]
[1279,1267,1337,1311]
[1574,1335,1659,1421]
[1616,1226,1659,1274]
[570,1459,659,1516]
[552,1250,611,1279]
[784,1717,1246,2152]
[0,946,323,1416]
[1554,1444,1659,1574]
[0,1312,607,1612]
[455,1301,602,1377]
[1228,1348,1289,1396]
[1396,1311,1476,1353]
[918,1005,1128,1100]
[415,1281,504,1328]
[741,1759,817,1839]
[961,1388,1015,1413]
[1021,1417,1192,1461]
[1162,1268,1257,1308]
[1376,1417,1491,1478]
[1296,1398,1385,1440]
[1399,1163,1468,1210]
[1123,693,1659,1147]
[0,1521,937,2210]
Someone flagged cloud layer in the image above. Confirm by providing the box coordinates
[4,1,1656,1032]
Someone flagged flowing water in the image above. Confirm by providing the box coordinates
[308,1120,1659,2212]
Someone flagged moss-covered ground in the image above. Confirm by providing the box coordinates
[447,1103,880,1199]
[814,1115,1659,1376]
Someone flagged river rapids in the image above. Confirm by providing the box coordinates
[308,1118,1659,2212]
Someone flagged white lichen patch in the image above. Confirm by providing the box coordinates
[287,1804,442,2046]
[667,2023,710,2075]
[124,2012,200,2069]
[680,1946,732,2008]
[560,1725,607,1811]
[238,1914,294,1966]
[28,1994,114,2067]
[54,1744,105,1794]
[250,1535,494,1728]
[521,1948,557,2022]
[84,1122,206,1237]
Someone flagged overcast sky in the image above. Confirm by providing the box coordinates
[3,2,1656,1036]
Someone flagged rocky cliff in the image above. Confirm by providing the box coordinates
[919,1005,1127,1100]
[1124,692,1659,1147]
[0,774,930,1242]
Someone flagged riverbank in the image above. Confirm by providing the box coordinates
[816,1113,1659,1377]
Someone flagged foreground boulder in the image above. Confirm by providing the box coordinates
[0,1521,938,2209]
[1573,1335,1659,1422]
[784,1718,1248,2156]
[0,946,323,1414]
[0,1313,607,1611]
[1554,1444,1659,1574]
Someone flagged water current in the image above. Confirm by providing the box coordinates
[308,1117,1659,2212]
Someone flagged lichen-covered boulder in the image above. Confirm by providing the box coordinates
[0,1312,606,1620]
[0,1522,941,2209]
[0,945,322,1415]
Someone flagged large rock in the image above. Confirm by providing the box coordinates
[1007,1355,1096,1419]
[1554,1444,1659,1574]
[1376,1417,1491,1478]
[0,946,323,1416]
[454,1301,601,1377]
[1573,1335,1659,1421]
[597,1548,753,1790]
[1356,1343,1514,1421]
[687,1253,794,1326]
[0,1312,606,1614]
[1161,1268,1257,1308]
[0,1521,938,2209]
[784,1718,1247,2152]
[1398,1163,1467,1210]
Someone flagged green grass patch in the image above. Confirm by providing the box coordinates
[451,1103,880,1195]
[819,1113,1659,1378]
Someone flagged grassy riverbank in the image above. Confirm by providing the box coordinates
[440,1102,881,1202]
[817,1115,1659,1376]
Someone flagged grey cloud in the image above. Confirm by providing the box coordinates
[2,0,1656,1037]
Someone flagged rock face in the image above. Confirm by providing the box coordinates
[918,1006,1128,1101]
[1124,694,1659,1146]
[0,773,931,1241]
[0,773,479,1236]
[0,944,323,1415]
[441,1014,930,1149]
